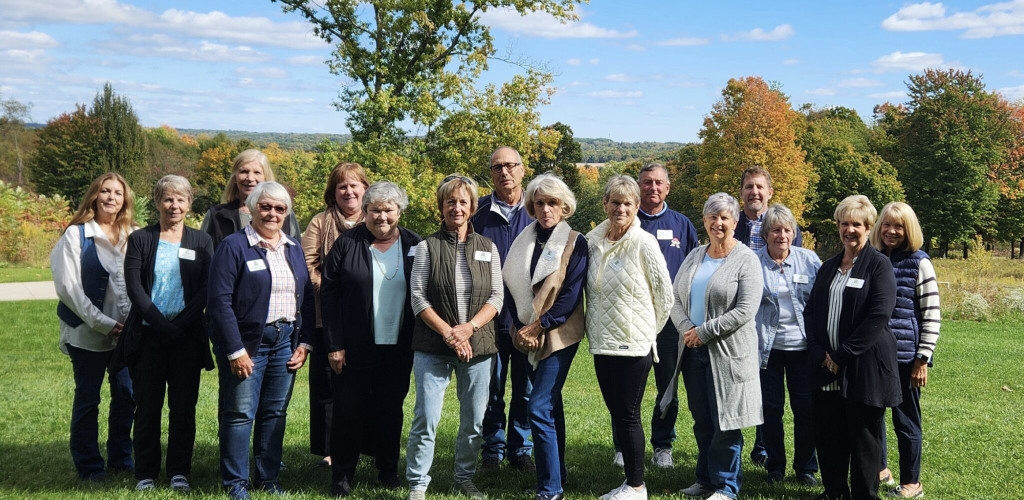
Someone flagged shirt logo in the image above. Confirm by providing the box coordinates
[671,237,681,249]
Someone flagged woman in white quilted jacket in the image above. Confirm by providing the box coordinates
[585,175,673,500]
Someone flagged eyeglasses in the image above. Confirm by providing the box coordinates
[258,203,288,215]
[489,162,521,173]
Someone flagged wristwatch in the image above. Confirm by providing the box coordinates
[915,353,929,363]
[469,320,480,332]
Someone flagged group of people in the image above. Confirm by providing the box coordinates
[51,147,939,500]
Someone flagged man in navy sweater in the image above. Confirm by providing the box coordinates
[615,162,698,469]
[473,146,535,472]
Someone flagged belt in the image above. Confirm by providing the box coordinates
[267,318,295,328]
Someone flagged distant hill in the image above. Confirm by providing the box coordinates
[176,128,351,151]
[577,138,688,164]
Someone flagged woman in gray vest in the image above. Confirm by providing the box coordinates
[50,172,137,482]
[870,202,940,499]
[406,175,504,500]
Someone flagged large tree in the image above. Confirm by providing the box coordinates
[695,76,815,223]
[275,0,580,145]
[90,83,146,189]
[534,121,583,193]
[29,105,106,206]
[0,94,33,186]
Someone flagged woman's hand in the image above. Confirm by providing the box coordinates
[515,321,544,352]
[450,323,474,344]
[110,322,124,338]
[287,345,309,371]
[231,353,255,379]
[911,358,928,388]
[683,327,703,348]
[823,353,839,374]
[328,349,347,375]
[453,340,473,362]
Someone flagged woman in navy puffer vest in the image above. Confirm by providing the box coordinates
[869,202,940,499]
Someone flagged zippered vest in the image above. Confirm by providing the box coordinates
[56,224,109,327]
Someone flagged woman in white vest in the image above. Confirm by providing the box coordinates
[502,174,588,500]
[585,175,673,500]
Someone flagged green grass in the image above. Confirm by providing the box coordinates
[0,266,51,284]
[0,300,1021,499]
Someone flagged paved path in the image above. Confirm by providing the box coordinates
[0,281,58,301]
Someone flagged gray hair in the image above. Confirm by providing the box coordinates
[362,181,409,213]
[246,181,292,214]
[525,173,577,219]
[759,204,798,241]
[603,174,641,204]
[703,192,740,221]
[152,174,193,204]
[638,162,669,180]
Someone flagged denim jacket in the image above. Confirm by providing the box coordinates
[754,245,821,368]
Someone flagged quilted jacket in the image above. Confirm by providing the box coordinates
[584,217,673,361]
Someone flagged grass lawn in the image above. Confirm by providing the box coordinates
[0,300,1021,499]
[0,266,52,284]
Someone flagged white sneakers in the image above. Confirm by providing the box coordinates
[651,448,673,468]
[600,482,648,500]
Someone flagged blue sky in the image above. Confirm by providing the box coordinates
[2,0,1023,142]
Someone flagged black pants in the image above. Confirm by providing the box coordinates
[309,327,334,457]
[881,362,923,484]
[330,345,414,483]
[813,390,885,500]
[128,333,203,480]
[612,323,679,451]
[760,349,817,476]
[595,352,653,488]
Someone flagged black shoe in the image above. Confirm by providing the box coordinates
[750,453,768,469]
[509,454,536,472]
[259,481,286,496]
[537,493,565,500]
[330,478,353,497]
[480,456,501,471]
[378,475,402,489]
[797,473,820,486]
[767,472,784,484]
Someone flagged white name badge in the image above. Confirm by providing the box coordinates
[609,257,624,271]
[793,274,809,284]
[474,250,492,262]
[542,248,558,261]
[246,259,268,272]
[656,229,673,240]
[407,246,417,257]
[846,278,865,289]
[178,248,196,261]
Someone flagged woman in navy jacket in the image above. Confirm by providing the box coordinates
[207,181,314,499]
[805,195,900,500]
[122,175,214,493]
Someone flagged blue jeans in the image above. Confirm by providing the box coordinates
[406,352,493,491]
[67,344,134,478]
[881,362,923,484]
[760,349,817,476]
[528,343,578,495]
[682,346,744,499]
[482,327,533,460]
[217,324,296,489]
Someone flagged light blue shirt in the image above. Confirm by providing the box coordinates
[371,239,406,345]
[150,240,185,321]
[688,254,725,327]
[754,245,822,368]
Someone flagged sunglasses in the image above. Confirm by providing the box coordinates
[258,203,288,215]
[440,174,474,188]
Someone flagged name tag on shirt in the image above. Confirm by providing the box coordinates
[609,257,624,271]
[542,248,557,261]
[178,248,196,261]
[246,259,268,272]
[474,250,492,262]
[793,274,809,284]
[407,246,417,257]
[656,229,673,240]
[846,278,865,289]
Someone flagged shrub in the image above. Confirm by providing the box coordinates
[0,181,71,266]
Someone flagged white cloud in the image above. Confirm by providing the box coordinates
[838,77,885,88]
[998,84,1024,99]
[723,24,795,42]
[588,58,600,64]
[479,7,637,39]
[287,55,325,67]
[97,35,269,63]
[605,73,631,82]
[868,90,908,99]
[1,0,153,25]
[656,36,709,46]
[0,30,59,48]
[783,58,800,65]
[236,66,288,79]
[587,90,643,98]
[805,87,837,96]
[873,51,946,72]
[567,58,582,65]
[882,1,1024,38]
[0,48,45,64]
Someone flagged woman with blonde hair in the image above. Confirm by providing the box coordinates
[51,172,137,482]
[301,162,369,467]
[870,202,940,499]
[201,149,300,248]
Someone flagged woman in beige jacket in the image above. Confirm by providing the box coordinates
[301,162,367,466]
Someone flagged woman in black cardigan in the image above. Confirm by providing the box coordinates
[319,182,423,496]
[805,195,900,500]
[122,175,214,493]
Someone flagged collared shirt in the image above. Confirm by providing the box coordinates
[492,193,524,222]
[754,246,821,367]
[244,224,297,323]
[746,213,766,251]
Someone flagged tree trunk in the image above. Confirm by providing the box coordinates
[963,241,969,260]
[1020,237,1023,259]
[13,132,23,186]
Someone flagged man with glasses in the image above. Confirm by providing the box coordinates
[473,146,536,473]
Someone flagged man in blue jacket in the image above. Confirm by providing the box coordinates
[474,146,535,472]
[611,162,698,469]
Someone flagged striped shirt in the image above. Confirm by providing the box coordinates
[244,224,297,323]
[823,263,854,392]
[916,258,941,359]
[410,240,504,323]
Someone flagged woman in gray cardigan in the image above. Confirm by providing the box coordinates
[661,193,764,500]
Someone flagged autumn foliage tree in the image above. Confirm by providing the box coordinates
[29,105,105,207]
[695,77,815,225]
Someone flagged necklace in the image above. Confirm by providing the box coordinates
[371,243,400,280]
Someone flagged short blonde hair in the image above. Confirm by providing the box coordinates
[603,175,640,204]
[222,149,276,204]
[834,195,877,227]
[525,173,576,219]
[153,175,193,204]
[870,201,924,252]
[436,174,479,216]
